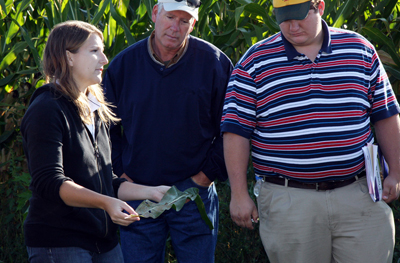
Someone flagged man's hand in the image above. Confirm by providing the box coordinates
[230,191,259,230]
[374,115,400,203]
[150,186,171,202]
[382,174,400,203]
[191,171,212,187]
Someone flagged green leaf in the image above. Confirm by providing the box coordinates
[0,0,6,18]
[332,0,356,28]
[110,2,135,45]
[234,6,245,28]
[384,65,400,80]
[143,0,154,21]
[4,0,30,48]
[8,19,41,68]
[361,26,400,67]
[60,0,69,21]
[234,0,252,5]
[135,186,214,230]
[0,42,28,72]
[92,0,111,25]
[0,130,14,144]
[0,73,15,86]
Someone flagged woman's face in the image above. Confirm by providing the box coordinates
[67,33,108,92]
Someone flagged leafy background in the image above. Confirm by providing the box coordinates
[1,0,400,262]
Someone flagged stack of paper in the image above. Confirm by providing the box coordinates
[362,143,385,202]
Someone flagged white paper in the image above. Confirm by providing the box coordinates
[362,143,383,202]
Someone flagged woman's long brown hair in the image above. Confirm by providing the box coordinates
[43,20,119,124]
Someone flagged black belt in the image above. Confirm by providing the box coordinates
[263,171,366,191]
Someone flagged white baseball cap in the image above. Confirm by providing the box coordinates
[158,0,201,21]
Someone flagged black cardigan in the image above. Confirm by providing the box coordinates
[21,84,126,253]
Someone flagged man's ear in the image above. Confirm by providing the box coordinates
[66,50,73,67]
[152,5,158,23]
[189,19,196,33]
[318,0,325,16]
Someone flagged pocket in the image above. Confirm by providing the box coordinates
[357,177,369,194]
[189,177,211,189]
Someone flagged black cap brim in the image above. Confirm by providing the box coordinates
[275,1,311,24]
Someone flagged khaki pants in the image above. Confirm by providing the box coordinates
[257,177,394,263]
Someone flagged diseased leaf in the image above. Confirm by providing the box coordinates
[134,186,214,230]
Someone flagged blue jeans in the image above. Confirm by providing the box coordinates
[120,177,219,263]
[27,244,124,263]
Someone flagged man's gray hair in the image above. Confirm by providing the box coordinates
[157,3,164,14]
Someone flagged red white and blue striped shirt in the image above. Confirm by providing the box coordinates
[221,20,400,182]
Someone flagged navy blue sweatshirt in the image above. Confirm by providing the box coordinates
[103,35,233,185]
[21,85,125,253]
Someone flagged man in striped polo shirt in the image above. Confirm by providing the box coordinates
[221,0,400,262]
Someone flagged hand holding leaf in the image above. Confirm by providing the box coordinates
[132,186,213,230]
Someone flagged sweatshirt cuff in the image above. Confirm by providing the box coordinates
[112,177,128,198]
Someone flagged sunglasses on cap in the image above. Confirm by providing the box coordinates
[175,0,202,8]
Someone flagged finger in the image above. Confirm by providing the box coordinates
[382,185,391,200]
[121,202,137,215]
[251,208,259,224]
[243,217,254,230]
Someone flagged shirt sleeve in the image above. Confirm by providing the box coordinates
[201,58,233,182]
[21,96,72,204]
[112,174,127,197]
[221,62,258,139]
[369,49,400,123]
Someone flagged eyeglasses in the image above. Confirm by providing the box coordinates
[175,0,202,9]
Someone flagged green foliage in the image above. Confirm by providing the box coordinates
[1,0,400,262]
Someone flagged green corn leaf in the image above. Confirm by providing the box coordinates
[135,186,214,230]
[67,0,77,21]
[0,73,15,86]
[234,6,245,28]
[92,0,111,25]
[0,130,14,144]
[384,65,400,81]
[0,42,28,72]
[110,2,135,45]
[143,0,154,21]
[4,0,30,48]
[9,18,41,68]
[380,0,398,18]
[60,0,69,22]
[332,0,356,28]
[361,26,400,67]
[44,3,54,29]
[115,0,129,18]
[0,0,6,18]
[235,0,252,5]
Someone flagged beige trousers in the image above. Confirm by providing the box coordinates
[257,177,394,263]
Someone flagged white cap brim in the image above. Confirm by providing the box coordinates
[161,2,198,21]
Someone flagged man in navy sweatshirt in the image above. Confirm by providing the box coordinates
[103,0,233,262]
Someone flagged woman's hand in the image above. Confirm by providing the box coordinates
[59,181,140,226]
[103,197,140,226]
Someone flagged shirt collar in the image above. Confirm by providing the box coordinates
[282,19,332,61]
[87,92,101,113]
[147,31,188,68]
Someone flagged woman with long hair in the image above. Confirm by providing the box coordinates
[21,20,169,263]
